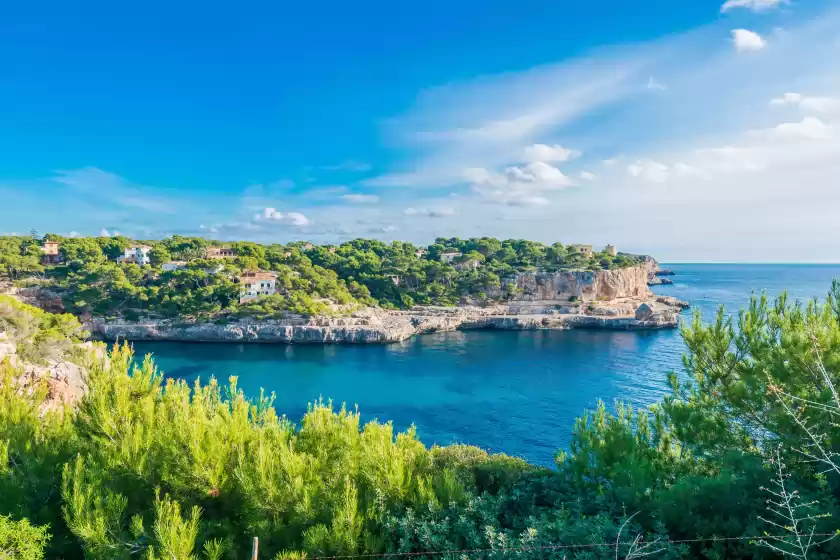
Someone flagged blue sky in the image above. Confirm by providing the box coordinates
[2,0,839,261]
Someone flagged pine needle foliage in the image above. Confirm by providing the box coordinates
[4,284,840,558]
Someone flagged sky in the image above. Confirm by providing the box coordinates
[1,0,839,262]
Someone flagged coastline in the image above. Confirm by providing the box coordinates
[85,295,689,345]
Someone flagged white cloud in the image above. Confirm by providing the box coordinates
[68,231,80,238]
[673,162,710,179]
[721,0,784,13]
[504,162,574,188]
[324,160,372,172]
[647,76,667,90]
[771,117,833,140]
[694,146,764,172]
[254,208,311,227]
[580,171,598,181]
[365,42,656,189]
[341,194,380,204]
[403,207,457,218]
[602,158,619,167]
[770,92,840,114]
[476,190,551,207]
[367,224,400,234]
[98,228,111,237]
[732,29,766,52]
[521,143,581,162]
[627,160,670,183]
[54,167,177,214]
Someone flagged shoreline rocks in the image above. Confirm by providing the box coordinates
[84,294,689,345]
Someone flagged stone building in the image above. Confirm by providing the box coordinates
[239,270,277,303]
[40,241,63,265]
[604,244,617,257]
[569,244,593,257]
[440,251,462,264]
[205,246,237,259]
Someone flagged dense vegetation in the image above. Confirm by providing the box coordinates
[2,281,840,558]
[0,234,641,320]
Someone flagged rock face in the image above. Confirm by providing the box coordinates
[0,332,90,411]
[642,256,677,286]
[499,265,651,302]
[635,303,654,321]
[85,291,688,345]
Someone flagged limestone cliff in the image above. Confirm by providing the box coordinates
[0,331,92,411]
[500,264,651,302]
[86,293,688,345]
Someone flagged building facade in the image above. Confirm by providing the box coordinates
[604,244,617,257]
[569,244,593,257]
[206,247,237,259]
[118,245,152,265]
[239,270,277,303]
[440,251,462,264]
[40,241,63,265]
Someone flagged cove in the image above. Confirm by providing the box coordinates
[130,264,840,466]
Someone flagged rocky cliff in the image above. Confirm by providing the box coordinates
[85,293,688,345]
[0,331,92,411]
[502,265,650,302]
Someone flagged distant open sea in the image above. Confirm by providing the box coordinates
[129,264,840,466]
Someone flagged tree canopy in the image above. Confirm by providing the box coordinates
[2,282,840,558]
[0,235,642,320]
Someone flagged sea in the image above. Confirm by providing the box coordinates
[129,264,840,466]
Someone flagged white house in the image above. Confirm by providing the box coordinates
[440,251,462,264]
[118,245,152,266]
[239,270,277,303]
[161,261,188,272]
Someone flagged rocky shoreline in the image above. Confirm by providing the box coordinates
[85,295,689,345]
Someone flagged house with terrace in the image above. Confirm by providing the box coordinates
[118,245,152,266]
[205,246,238,259]
[238,270,277,303]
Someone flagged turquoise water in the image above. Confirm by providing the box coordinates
[130,264,840,466]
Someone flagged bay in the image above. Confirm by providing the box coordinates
[129,264,840,466]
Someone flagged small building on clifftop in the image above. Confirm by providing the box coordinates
[239,270,277,303]
[569,244,593,257]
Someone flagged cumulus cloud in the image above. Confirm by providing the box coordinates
[98,228,121,237]
[341,194,380,204]
[602,158,619,167]
[580,171,598,181]
[721,0,784,13]
[403,207,457,218]
[732,29,766,52]
[771,117,833,140]
[254,208,311,227]
[68,231,80,238]
[770,92,840,114]
[627,160,670,183]
[521,143,581,162]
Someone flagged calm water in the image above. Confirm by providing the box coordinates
[130,264,840,466]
